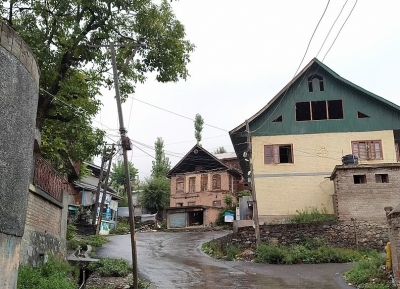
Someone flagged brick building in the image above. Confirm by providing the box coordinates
[331,163,400,221]
[166,145,242,228]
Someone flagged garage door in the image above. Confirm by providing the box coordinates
[169,212,187,228]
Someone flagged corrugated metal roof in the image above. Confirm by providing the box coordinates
[213,152,237,160]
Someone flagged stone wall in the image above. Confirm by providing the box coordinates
[216,220,388,251]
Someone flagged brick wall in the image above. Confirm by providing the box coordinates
[332,164,400,221]
[25,192,61,237]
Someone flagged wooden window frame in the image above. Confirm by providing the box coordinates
[295,100,343,121]
[176,176,185,193]
[351,140,383,160]
[187,201,196,206]
[201,174,208,191]
[212,174,221,190]
[264,144,294,164]
[188,177,196,193]
[353,175,366,184]
[375,174,389,183]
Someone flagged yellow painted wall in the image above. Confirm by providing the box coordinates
[252,130,396,219]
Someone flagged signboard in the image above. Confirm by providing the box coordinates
[224,212,234,223]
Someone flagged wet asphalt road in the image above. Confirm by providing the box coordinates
[97,231,356,289]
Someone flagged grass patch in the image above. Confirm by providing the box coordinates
[18,257,77,289]
[255,242,363,265]
[70,235,109,250]
[88,258,131,277]
[344,252,391,289]
[202,241,242,261]
[110,219,130,235]
[288,206,337,223]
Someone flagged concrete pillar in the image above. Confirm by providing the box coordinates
[0,22,39,288]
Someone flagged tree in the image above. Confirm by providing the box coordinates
[151,137,171,178]
[194,113,204,145]
[214,146,227,154]
[110,161,138,193]
[2,0,195,172]
[139,177,170,214]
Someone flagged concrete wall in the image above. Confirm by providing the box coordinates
[333,165,400,221]
[0,23,39,288]
[170,171,236,208]
[252,130,396,222]
[386,207,400,284]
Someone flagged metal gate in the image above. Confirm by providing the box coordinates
[169,212,187,228]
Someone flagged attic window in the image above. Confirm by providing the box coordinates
[357,111,370,118]
[307,75,324,92]
[272,115,283,122]
[296,100,343,121]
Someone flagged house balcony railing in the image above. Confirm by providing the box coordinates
[33,154,67,203]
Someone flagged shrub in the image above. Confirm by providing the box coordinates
[255,244,287,264]
[237,190,252,198]
[88,258,132,277]
[202,240,225,259]
[88,235,109,247]
[110,220,130,235]
[66,225,77,241]
[288,206,337,223]
[225,244,242,261]
[255,241,364,265]
[345,253,390,289]
[18,258,77,289]
[216,208,235,226]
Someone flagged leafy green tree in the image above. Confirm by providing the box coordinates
[110,161,138,193]
[139,177,170,214]
[194,113,204,145]
[2,0,194,172]
[151,137,171,178]
[214,146,227,154]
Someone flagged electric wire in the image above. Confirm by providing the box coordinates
[130,96,229,132]
[316,0,349,58]
[293,0,330,78]
[322,0,358,61]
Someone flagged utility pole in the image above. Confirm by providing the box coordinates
[92,147,106,225]
[246,119,261,248]
[89,39,144,289]
[96,144,114,235]
[110,41,141,289]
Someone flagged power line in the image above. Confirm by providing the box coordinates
[130,96,229,132]
[293,0,330,78]
[322,0,358,61]
[316,0,349,58]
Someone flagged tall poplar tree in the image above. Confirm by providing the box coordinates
[194,113,204,145]
[151,137,171,178]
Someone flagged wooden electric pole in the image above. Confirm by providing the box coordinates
[92,147,106,225]
[96,144,115,235]
[246,119,261,248]
[89,40,145,289]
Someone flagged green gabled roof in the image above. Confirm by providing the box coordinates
[229,58,400,135]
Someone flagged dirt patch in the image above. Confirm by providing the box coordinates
[85,272,150,289]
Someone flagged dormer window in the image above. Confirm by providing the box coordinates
[308,74,324,92]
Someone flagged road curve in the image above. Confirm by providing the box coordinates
[96,231,355,289]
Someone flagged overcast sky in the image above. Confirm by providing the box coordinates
[94,0,400,180]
